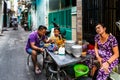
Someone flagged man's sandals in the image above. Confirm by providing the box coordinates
[35,66,41,74]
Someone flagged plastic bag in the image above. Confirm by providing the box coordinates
[47,44,58,52]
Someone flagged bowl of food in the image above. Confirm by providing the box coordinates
[44,43,51,47]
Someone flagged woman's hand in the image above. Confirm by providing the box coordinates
[48,39,55,43]
[45,38,53,43]
[101,62,109,74]
[97,56,102,66]
[51,39,55,43]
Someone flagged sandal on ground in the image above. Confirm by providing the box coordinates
[35,67,41,74]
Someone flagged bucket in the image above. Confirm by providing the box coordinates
[74,64,89,78]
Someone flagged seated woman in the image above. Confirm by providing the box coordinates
[49,27,65,47]
[86,23,119,80]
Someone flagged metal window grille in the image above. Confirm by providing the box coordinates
[82,0,120,44]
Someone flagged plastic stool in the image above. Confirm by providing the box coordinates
[27,52,44,70]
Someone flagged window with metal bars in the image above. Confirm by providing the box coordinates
[82,0,120,45]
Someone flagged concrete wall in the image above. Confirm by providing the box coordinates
[72,15,77,41]
[31,9,37,30]
[36,0,47,28]
[0,1,3,34]
[76,0,82,44]
[31,0,47,30]
[71,7,77,41]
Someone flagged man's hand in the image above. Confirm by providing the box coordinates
[38,48,44,52]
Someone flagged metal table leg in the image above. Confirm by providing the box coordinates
[57,67,61,80]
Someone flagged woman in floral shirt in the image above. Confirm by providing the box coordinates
[92,23,119,80]
[49,27,65,47]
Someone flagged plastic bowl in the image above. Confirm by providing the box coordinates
[74,64,89,78]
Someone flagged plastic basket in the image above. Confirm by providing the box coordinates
[74,64,89,78]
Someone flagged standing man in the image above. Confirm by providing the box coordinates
[25,25,48,74]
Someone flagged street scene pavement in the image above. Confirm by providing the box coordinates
[0,26,46,80]
[1,0,120,80]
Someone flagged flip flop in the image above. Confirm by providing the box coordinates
[35,67,41,74]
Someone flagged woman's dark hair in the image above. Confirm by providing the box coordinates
[38,25,47,30]
[95,22,110,33]
[54,27,60,32]
[95,23,106,28]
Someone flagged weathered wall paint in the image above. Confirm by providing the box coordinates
[76,0,82,44]
[36,0,46,27]
[0,1,3,34]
